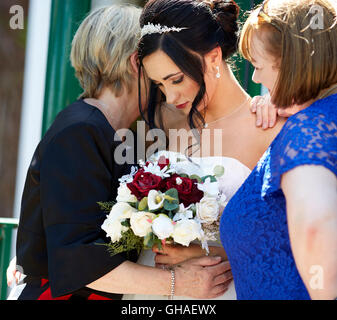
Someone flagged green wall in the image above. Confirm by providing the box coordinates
[233,0,263,97]
[42,0,91,136]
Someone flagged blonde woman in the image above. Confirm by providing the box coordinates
[11,5,230,300]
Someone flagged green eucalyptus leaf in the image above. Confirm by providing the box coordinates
[163,188,179,212]
[213,165,225,177]
[178,173,189,178]
[201,175,217,183]
[164,201,179,212]
[165,188,179,199]
[189,174,202,183]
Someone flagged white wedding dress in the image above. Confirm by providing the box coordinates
[122,150,251,300]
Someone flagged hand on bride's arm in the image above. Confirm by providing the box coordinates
[153,243,227,267]
[87,256,232,299]
[174,256,232,298]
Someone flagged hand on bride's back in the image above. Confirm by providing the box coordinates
[251,93,302,129]
[174,256,232,299]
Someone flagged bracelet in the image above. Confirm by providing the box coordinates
[169,268,175,300]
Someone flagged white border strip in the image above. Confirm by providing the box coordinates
[13,0,52,220]
[10,0,52,282]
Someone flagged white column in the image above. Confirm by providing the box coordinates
[11,0,52,259]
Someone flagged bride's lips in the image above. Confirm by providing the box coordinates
[175,102,189,110]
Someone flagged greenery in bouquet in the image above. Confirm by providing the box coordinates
[99,156,227,256]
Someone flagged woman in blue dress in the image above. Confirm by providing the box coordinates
[220,0,337,300]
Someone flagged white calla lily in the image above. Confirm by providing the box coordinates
[147,190,165,211]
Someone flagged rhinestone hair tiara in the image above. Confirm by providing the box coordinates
[140,23,188,38]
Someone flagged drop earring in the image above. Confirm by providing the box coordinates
[216,66,221,79]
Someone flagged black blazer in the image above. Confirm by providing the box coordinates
[16,100,137,299]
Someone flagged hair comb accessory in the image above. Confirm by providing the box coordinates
[257,0,282,33]
[141,23,188,38]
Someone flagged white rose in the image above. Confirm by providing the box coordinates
[147,190,165,211]
[101,215,128,243]
[172,218,202,247]
[196,196,219,223]
[116,184,137,203]
[109,202,137,220]
[152,214,174,240]
[130,211,156,237]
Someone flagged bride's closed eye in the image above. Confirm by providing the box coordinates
[172,75,184,85]
[152,76,184,90]
[153,76,184,87]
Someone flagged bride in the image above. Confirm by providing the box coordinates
[123,0,287,300]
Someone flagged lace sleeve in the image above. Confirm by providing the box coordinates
[262,105,337,196]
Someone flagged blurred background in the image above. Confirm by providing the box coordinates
[0,0,263,299]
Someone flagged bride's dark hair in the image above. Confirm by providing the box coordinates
[138,0,240,134]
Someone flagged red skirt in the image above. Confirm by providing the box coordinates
[18,277,121,300]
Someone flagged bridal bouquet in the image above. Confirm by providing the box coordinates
[99,155,227,256]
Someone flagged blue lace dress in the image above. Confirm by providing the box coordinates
[220,93,337,300]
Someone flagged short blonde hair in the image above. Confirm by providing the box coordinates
[71,5,141,98]
[239,0,337,108]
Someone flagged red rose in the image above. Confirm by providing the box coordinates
[164,174,204,207]
[127,169,163,200]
